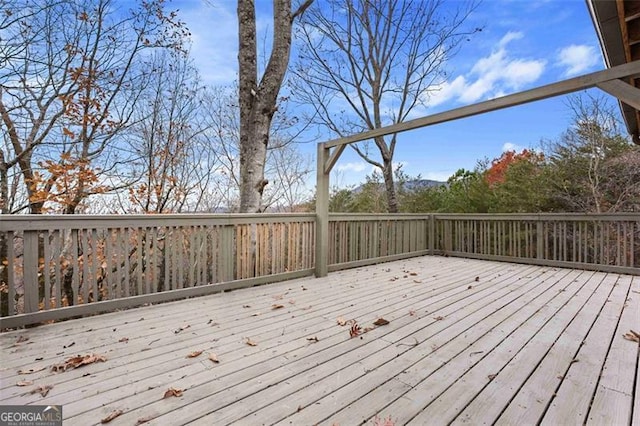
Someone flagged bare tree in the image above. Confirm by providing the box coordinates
[292,0,479,212]
[237,0,312,212]
[0,0,187,214]
[548,94,640,212]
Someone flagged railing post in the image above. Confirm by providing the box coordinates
[429,214,435,255]
[315,143,330,277]
[536,220,544,260]
[23,230,39,313]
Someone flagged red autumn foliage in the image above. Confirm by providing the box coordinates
[485,149,544,187]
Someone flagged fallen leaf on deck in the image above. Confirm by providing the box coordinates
[101,409,123,423]
[163,387,184,398]
[208,353,219,363]
[373,318,390,326]
[18,366,46,375]
[30,384,53,397]
[623,330,640,343]
[487,374,497,380]
[173,325,190,334]
[15,335,29,345]
[433,316,445,321]
[245,338,258,346]
[409,272,418,276]
[136,416,154,425]
[51,353,106,372]
[337,317,347,326]
[16,380,33,387]
[307,336,319,343]
[118,337,129,343]
[186,350,203,358]
[251,312,261,316]
[413,279,422,283]
[272,304,285,310]
[349,321,362,338]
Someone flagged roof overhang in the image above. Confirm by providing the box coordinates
[587,0,640,144]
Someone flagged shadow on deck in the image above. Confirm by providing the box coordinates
[1,256,638,425]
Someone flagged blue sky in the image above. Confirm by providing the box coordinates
[173,0,606,187]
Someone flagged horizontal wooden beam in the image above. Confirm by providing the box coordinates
[324,60,640,149]
[597,78,640,110]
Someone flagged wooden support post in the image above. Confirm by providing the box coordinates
[315,143,330,277]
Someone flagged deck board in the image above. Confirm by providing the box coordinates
[0,256,637,426]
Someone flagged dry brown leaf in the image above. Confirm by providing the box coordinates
[186,350,203,358]
[163,387,183,398]
[118,337,129,343]
[487,374,497,380]
[271,304,285,310]
[136,416,154,425]
[51,353,106,372]
[16,380,33,387]
[373,318,390,326]
[409,272,418,276]
[245,338,258,346]
[337,317,347,326]
[30,384,53,397]
[433,316,445,321]
[413,279,422,283]
[208,353,219,363]
[623,330,640,343]
[349,321,362,338]
[306,336,319,343]
[17,366,46,375]
[101,409,124,424]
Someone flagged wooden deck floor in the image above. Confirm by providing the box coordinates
[1,256,638,426]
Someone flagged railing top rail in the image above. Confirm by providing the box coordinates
[329,213,432,221]
[433,213,640,221]
[0,213,317,232]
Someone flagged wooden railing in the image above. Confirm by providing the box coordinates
[1,213,638,327]
[434,214,639,274]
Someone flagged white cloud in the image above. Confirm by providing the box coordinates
[335,162,367,173]
[557,44,599,77]
[502,142,522,152]
[427,32,546,108]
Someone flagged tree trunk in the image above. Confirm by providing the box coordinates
[237,0,312,213]
[382,158,399,213]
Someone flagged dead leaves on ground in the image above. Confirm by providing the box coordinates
[245,338,258,346]
[373,318,389,326]
[30,384,53,397]
[101,409,123,424]
[349,321,362,338]
[208,353,219,363]
[623,330,640,343]
[337,317,347,326]
[163,387,184,398]
[173,324,190,334]
[186,350,203,358]
[271,304,285,310]
[16,380,33,387]
[306,336,319,343]
[51,353,106,372]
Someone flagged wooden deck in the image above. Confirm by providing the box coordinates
[1,256,638,425]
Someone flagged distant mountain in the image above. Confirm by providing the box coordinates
[353,178,446,194]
